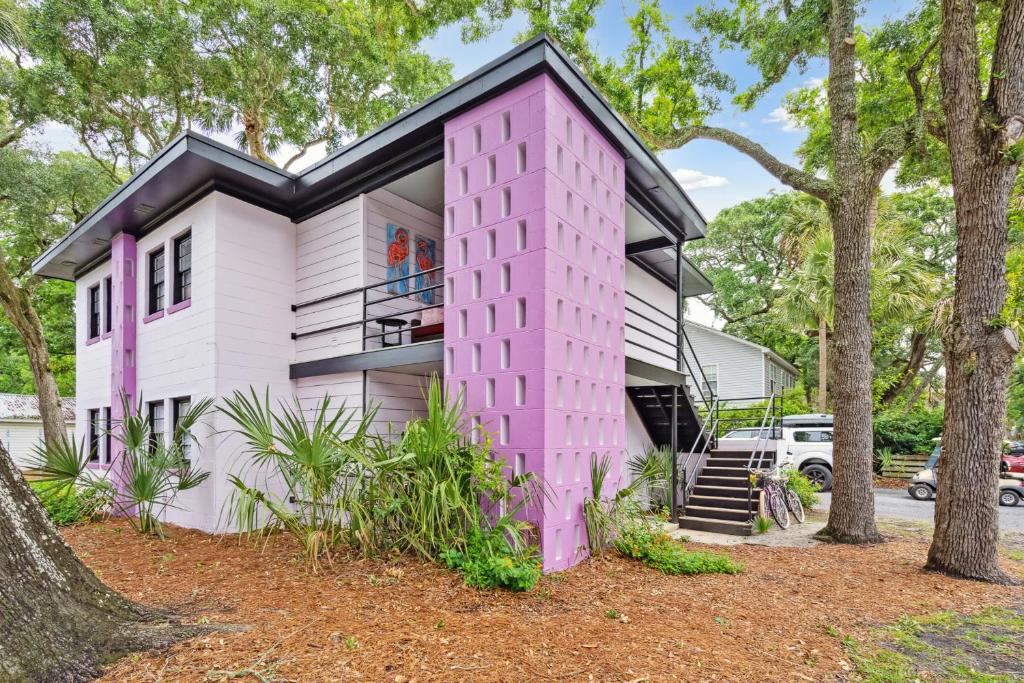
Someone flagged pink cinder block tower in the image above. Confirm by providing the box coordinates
[443,74,627,571]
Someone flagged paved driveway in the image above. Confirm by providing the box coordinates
[819,488,1024,534]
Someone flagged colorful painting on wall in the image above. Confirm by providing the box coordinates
[386,223,410,295]
[413,234,437,304]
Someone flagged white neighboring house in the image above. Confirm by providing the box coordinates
[682,322,798,403]
[0,394,76,469]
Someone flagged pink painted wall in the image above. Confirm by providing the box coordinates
[443,74,627,571]
[109,233,137,482]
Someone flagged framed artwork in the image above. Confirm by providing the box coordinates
[386,223,410,295]
[413,234,437,304]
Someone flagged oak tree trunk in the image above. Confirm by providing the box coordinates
[0,254,66,447]
[881,331,929,406]
[0,443,195,681]
[817,315,828,412]
[926,0,1023,585]
[816,0,883,544]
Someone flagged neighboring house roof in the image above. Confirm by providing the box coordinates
[32,34,707,282]
[0,394,76,422]
[683,322,799,376]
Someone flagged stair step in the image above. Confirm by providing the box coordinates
[679,516,752,536]
[684,505,755,522]
[708,450,753,458]
[692,484,760,499]
[687,494,756,510]
[697,475,750,487]
[703,458,754,468]
[701,466,749,478]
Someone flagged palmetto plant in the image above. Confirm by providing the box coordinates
[219,388,375,571]
[626,445,674,510]
[584,452,662,554]
[220,376,541,571]
[32,394,213,538]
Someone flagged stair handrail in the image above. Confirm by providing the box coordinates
[677,395,720,509]
[746,393,778,470]
[678,322,715,411]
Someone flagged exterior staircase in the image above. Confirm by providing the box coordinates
[625,385,707,455]
[680,449,769,536]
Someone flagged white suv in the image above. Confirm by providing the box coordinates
[718,413,834,491]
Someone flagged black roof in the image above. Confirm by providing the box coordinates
[33,34,707,281]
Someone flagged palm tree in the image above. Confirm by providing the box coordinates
[781,216,939,412]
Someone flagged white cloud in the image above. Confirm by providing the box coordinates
[672,168,730,191]
[763,106,804,132]
[804,76,825,89]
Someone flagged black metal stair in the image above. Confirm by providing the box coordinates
[679,449,772,536]
[626,385,707,455]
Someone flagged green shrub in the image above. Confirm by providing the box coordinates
[873,407,943,454]
[440,528,542,592]
[613,518,742,576]
[784,468,821,509]
[30,481,105,526]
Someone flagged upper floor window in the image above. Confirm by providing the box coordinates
[87,409,100,462]
[149,248,165,314]
[148,400,165,450]
[173,231,191,304]
[87,285,101,339]
[173,396,192,463]
[103,277,112,334]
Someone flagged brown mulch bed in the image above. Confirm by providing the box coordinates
[63,521,1024,683]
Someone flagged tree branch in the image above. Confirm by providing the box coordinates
[650,125,832,201]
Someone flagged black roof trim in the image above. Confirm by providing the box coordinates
[33,34,706,280]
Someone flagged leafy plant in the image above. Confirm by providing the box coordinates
[613,516,742,576]
[30,480,107,526]
[31,394,212,538]
[784,467,821,509]
[873,407,943,454]
[440,527,542,592]
[873,447,895,475]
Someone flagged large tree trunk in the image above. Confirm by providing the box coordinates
[0,255,67,447]
[817,315,828,412]
[816,0,883,544]
[926,0,1023,584]
[0,443,195,680]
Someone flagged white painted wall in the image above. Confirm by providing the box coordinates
[74,262,112,449]
[682,324,766,402]
[365,370,433,435]
[1,420,74,469]
[294,371,364,435]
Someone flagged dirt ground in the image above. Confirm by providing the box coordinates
[62,521,1024,683]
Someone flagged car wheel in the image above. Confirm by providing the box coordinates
[909,484,933,501]
[999,490,1020,507]
[801,464,833,492]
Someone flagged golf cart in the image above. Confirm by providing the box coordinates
[908,444,1024,506]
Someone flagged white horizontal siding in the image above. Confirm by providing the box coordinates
[1,420,74,469]
[682,324,765,402]
[294,197,365,362]
[623,261,678,371]
[365,370,432,436]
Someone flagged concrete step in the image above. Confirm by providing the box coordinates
[692,484,760,499]
[687,494,756,510]
[701,465,749,478]
[683,505,754,523]
[697,475,750,487]
[679,516,752,536]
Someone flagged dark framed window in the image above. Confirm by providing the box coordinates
[148,248,165,314]
[173,232,191,304]
[88,409,100,462]
[148,400,165,450]
[103,277,112,334]
[103,407,112,463]
[172,397,192,463]
[87,285,101,338]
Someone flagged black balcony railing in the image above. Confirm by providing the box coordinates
[291,265,444,350]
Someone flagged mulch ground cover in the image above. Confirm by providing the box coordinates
[63,520,1024,683]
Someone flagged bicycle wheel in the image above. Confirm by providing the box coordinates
[784,487,805,524]
[768,487,790,529]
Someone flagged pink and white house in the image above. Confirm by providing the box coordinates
[33,37,745,570]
